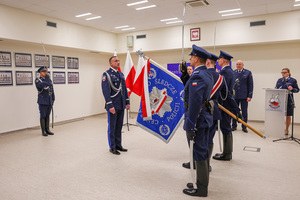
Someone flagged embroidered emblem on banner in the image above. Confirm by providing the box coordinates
[149,87,172,117]
[159,124,170,136]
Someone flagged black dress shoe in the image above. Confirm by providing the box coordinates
[116,147,128,152]
[183,187,207,197]
[231,127,237,131]
[213,153,232,161]
[110,149,120,155]
[242,128,248,133]
[182,162,196,169]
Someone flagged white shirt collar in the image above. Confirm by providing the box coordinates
[110,67,117,72]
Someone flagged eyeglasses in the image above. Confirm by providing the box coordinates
[281,72,288,74]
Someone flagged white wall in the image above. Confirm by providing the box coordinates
[0,40,110,133]
[116,10,300,52]
[0,4,117,53]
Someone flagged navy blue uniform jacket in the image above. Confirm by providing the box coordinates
[35,77,55,105]
[184,65,213,133]
[101,68,130,110]
[275,77,299,107]
[234,68,253,99]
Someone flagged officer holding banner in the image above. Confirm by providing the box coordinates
[182,45,213,197]
[35,67,55,137]
[101,56,130,155]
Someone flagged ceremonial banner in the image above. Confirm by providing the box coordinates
[136,59,185,143]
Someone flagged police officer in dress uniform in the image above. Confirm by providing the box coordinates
[35,67,55,137]
[231,60,253,133]
[213,51,241,161]
[182,45,213,197]
[206,53,239,171]
[275,68,299,135]
[101,56,130,155]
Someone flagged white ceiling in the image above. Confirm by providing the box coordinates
[0,0,299,33]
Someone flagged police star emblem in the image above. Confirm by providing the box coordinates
[102,75,106,82]
[149,87,172,117]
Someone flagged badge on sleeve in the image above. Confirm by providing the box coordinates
[102,75,106,82]
[192,82,197,86]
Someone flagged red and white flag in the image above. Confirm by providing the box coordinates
[123,50,136,96]
[132,56,152,120]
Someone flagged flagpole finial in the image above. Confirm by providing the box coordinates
[136,50,144,57]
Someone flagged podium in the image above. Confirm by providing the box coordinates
[264,88,288,137]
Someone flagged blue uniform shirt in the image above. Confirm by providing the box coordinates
[101,68,130,110]
[35,77,55,105]
[234,68,253,99]
[184,65,213,133]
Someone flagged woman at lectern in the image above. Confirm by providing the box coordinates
[275,68,299,135]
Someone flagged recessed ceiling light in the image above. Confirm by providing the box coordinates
[166,20,182,24]
[219,8,241,13]
[115,25,129,29]
[136,5,156,10]
[127,0,148,6]
[85,16,101,20]
[222,12,243,17]
[122,27,136,31]
[295,0,300,2]
[75,13,92,17]
[160,17,178,22]
[294,3,300,6]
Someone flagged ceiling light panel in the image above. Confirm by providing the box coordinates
[166,20,182,24]
[222,12,243,17]
[86,16,101,20]
[219,8,241,13]
[122,27,136,31]
[115,25,129,29]
[136,5,157,10]
[127,0,148,6]
[160,17,178,22]
[75,13,91,17]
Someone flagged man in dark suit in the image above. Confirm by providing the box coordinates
[231,60,253,133]
[35,67,55,137]
[101,56,130,155]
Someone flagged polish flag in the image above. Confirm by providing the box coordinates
[132,56,152,120]
[123,50,136,96]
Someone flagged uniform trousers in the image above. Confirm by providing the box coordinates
[232,99,248,129]
[39,104,52,119]
[192,127,209,161]
[107,109,124,149]
[220,110,232,135]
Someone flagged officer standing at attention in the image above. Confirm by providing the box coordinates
[206,53,239,171]
[35,67,55,137]
[213,51,239,161]
[101,56,130,155]
[182,45,213,197]
[231,60,253,133]
[275,68,299,135]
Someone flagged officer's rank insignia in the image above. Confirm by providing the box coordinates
[192,82,197,86]
[102,76,106,82]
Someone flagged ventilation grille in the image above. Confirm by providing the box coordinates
[47,21,57,28]
[186,0,210,8]
[136,34,146,39]
[250,20,266,27]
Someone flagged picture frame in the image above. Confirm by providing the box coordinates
[0,51,12,67]
[53,71,66,84]
[0,70,13,86]
[190,28,201,41]
[52,56,65,68]
[16,71,33,85]
[68,72,79,84]
[35,54,50,68]
[67,57,79,69]
[15,53,32,67]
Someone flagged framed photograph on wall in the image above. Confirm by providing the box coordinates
[53,71,66,84]
[68,72,79,84]
[190,28,201,41]
[0,51,12,67]
[67,57,79,69]
[16,71,33,85]
[52,56,65,68]
[15,53,32,67]
[35,54,50,68]
[0,71,13,86]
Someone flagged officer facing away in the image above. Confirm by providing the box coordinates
[35,67,55,137]
[101,56,130,155]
